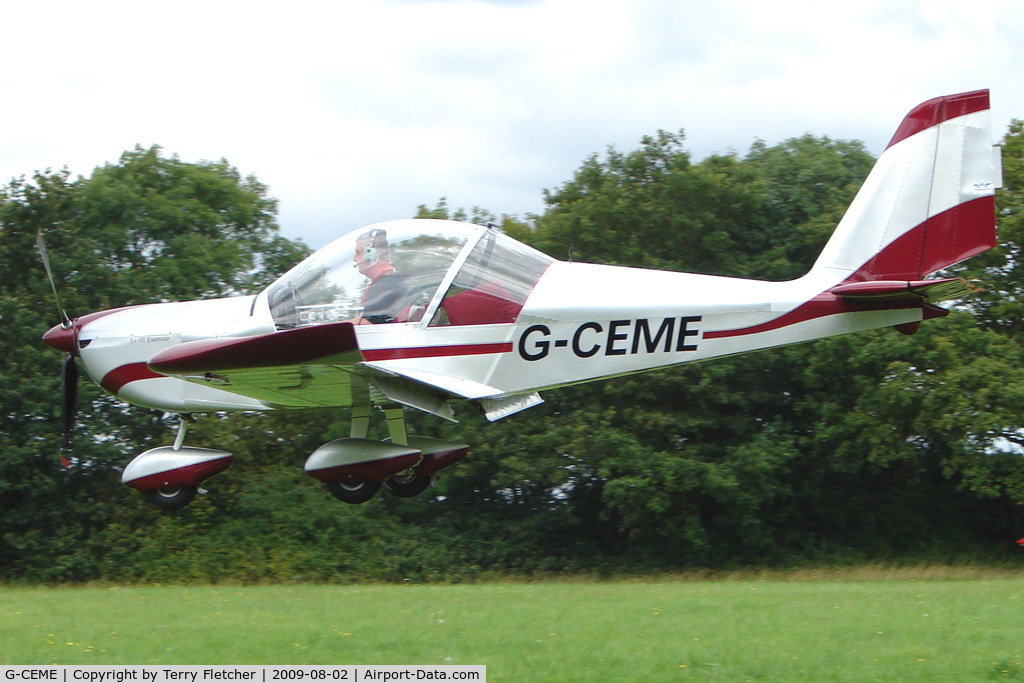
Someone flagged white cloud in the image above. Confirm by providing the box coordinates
[1,0,1021,249]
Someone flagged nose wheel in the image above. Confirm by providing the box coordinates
[123,416,232,511]
[143,485,198,511]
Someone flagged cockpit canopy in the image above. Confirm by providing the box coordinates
[265,219,553,330]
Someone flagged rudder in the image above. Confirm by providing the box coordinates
[811,89,1000,284]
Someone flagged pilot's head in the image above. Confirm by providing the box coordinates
[353,229,390,276]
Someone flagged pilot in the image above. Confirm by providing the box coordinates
[352,229,410,324]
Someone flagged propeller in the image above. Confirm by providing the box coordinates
[36,230,79,464]
[61,354,79,438]
[35,229,71,329]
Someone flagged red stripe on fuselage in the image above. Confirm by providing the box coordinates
[706,195,994,340]
[101,363,165,394]
[362,342,513,361]
[703,294,919,341]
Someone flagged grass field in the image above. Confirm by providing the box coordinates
[3,568,1024,681]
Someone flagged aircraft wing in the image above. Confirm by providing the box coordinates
[147,322,366,409]
[146,322,514,420]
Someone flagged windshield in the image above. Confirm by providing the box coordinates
[265,219,481,329]
[431,230,553,326]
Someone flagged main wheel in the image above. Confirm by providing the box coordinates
[384,471,431,498]
[326,480,381,504]
[143,485,198,511]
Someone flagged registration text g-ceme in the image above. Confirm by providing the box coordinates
[5,672,57,680]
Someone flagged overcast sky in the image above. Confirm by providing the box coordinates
[2,0,1021,249]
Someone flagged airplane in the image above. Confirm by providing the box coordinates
[40,89,1002,510]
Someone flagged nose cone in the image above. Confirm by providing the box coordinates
[42,322,76,355]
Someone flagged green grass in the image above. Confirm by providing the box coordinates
[3,569,1024,681]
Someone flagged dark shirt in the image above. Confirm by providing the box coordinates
[362,271,410,324]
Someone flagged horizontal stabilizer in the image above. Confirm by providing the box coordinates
[830,277,979,303]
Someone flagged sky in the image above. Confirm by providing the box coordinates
[1,0,1022,250]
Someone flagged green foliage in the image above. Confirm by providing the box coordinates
[415,197,535,242]
[487,127,1024,568]
[0,147,310,581]
[2,121,1024,584]
[533,130,874,280]
[960,120,1024,334]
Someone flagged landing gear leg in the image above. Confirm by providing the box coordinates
[381,404,431,498]
[319,388,388,504]
[350,403,371,439]
[173,415,205,496]
[172,414,191,450]
[384,404,409,446]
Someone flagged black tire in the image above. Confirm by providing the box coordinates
[143,485,198,511]
[326,480,381,504]
[384,472,431,498]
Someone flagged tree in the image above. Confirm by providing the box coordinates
[957,120,1024,335]
[0,147,309,580]
[4,122,1024,582]
[533,131,875,280]
[444,128,1024,566]
[415,197,535,243]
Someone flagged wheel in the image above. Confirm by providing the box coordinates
[143,485,198,511]
[326,480,381,504]
[384,471,431,498]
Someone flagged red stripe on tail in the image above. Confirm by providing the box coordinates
[886,90,990,150]
[851,196,996,282]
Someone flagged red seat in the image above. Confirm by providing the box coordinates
[441,282,522,325]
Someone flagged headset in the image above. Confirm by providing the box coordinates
[359,229,387,266]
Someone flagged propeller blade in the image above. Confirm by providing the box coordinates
[35,229,71,329]
[60,354,78,464]
[39,230,77,468]
[61,353,78,434]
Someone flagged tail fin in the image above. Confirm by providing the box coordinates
[811,89,1001,284]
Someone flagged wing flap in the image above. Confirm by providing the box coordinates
[358,361,502,400]
[356,362,510,421]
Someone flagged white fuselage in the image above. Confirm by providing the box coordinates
[67,93,1000,417]
[74,260,917,414]
[78,295,275,412]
